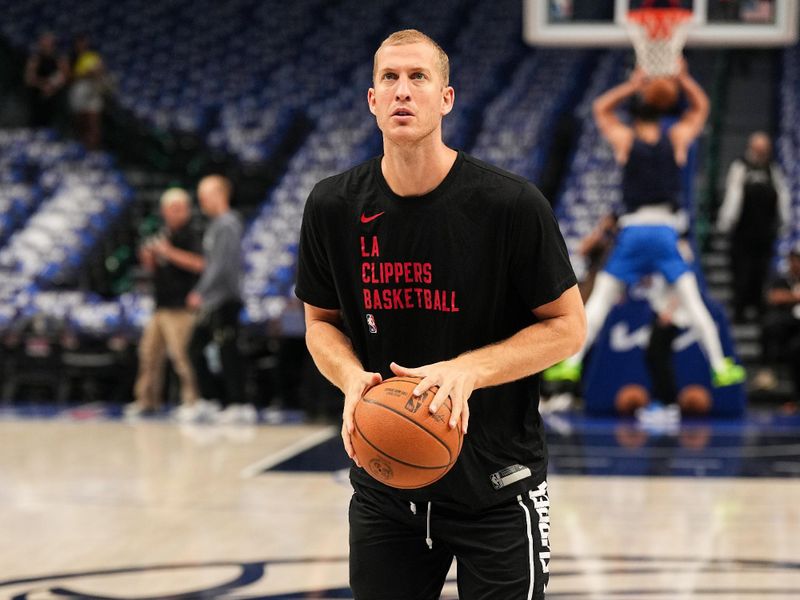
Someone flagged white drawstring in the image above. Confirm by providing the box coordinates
[409,501,433,549]
[425,501,433,550]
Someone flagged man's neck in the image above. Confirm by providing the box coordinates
[634,121,660,143]
[381,138,458,197]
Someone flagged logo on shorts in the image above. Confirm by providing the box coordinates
[366,313,377,334]
[369,458,393,480]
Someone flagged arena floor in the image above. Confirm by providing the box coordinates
[1,407,799,599]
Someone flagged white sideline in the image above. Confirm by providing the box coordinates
[240,425,339,479]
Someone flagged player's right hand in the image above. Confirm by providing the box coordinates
[342,371,382,468]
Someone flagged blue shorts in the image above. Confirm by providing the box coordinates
[604,225,689,285]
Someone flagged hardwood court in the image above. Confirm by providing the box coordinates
[1,415,798,599]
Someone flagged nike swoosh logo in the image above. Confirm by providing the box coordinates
[360,211,385,224]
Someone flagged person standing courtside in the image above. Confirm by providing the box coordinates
[184,175,253,424]
[717,132,791,322]
[126,188,203,418]
[296,30,585,599]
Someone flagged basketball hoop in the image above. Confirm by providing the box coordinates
[626,5,693,77]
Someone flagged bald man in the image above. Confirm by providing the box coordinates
[184,175,252,423]
[718,132,791,322]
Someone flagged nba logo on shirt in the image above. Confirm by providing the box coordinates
[366,314,378,334]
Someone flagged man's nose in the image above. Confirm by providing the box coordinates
[395,75,411,100]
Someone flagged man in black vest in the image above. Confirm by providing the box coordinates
[718,132,791,322]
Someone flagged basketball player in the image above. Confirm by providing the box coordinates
[546,62,745,388]
[296,30,585,600]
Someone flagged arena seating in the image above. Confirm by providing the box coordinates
[776,42,800,267]
[0,129,139,338]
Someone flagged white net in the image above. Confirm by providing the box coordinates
[626,9,693,77]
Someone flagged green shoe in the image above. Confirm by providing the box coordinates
[543,361,582,382]
[712,357,745,387]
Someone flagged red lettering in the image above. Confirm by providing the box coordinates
[360,236,380,257]
[424,289,432,310]
[384,262,394,281]
[373,289,383,309]
[381,289,392,308]
[423,263,432,284]
[363,289,372,309]
[393,262,403,283]
[433,290,442,311]
[412,263,422,282]
[404,288,413,308]
[451,291,460,312]
[403,262,412,282]
[391,288,403,308]
[361,263,370,284]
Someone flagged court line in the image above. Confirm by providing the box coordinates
[240,425,339,478]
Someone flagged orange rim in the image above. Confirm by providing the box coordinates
[627,8,693,40]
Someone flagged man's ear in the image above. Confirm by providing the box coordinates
[441,86,455,116]
[367,88,377,116]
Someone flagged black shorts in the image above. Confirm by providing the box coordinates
[349,481,551,600]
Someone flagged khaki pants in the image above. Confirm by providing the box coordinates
[134,308,198,409]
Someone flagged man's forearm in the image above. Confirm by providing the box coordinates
[305,319,366,392]
[678,72,709,117]
[457,313,585,390]
[593,81,637,117]
[165,246,205,273]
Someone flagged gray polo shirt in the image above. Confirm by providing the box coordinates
[194,210,243,310]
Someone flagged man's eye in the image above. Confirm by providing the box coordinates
[411,72,426,80]
[383,73,397,80]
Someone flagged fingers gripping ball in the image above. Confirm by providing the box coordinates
[641,77,680,111]
[351,377,463,489]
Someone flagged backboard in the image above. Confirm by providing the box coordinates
[524,0,798,47]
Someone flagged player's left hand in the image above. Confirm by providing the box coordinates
[389,360,476,434]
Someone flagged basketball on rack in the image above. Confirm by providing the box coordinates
[351,377,463,489]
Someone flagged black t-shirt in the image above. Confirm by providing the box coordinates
[734,158,779,246]
[154,224,202,308]
[295,151,577,509]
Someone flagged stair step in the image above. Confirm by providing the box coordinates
[731,323,761,340]
[708,287,733,302]
[702,253,730,269]
[706,270,733,285]
[709,236,730,252]
[736,341,762,361]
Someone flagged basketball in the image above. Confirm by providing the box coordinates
[641,77,680,111]
[614,383,650,414]
[351,376,463,489]
[678,384,712,414]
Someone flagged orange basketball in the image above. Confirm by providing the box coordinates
[351,376,463,489]
[678,384,712,414]
[641,77,680,111]
[615,383,650,414]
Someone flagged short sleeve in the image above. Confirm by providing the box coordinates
[509,185,577,310]
[295,188,340,309]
